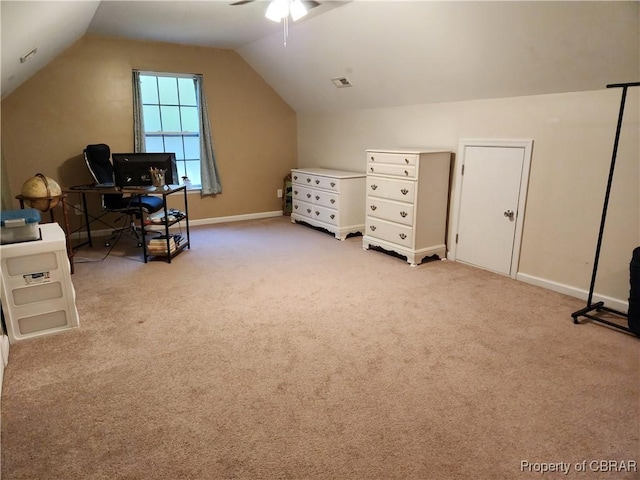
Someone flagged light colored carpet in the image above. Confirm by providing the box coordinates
[2,216,638,479]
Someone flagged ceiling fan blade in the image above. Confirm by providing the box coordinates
[230,0,255,5]
[303,0,321,8]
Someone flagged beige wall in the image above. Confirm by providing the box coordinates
[297,89,640,304]
[1,35,297,221]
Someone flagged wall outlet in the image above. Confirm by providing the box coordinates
[277,189,283,198]
[74,204,82,216]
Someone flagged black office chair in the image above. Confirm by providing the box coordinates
[83,144,163,247]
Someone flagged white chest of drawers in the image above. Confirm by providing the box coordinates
[363,149,452,266]
[291,167,366,240]
[0,223,79,343]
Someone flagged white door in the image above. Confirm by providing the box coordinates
[455,145,527,276]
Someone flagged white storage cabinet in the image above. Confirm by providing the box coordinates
[291,167,366,240]
[363,149,452,266]
[0,223,79,343]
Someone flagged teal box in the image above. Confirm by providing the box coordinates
[0,209,41,244]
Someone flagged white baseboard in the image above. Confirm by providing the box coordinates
[68,211,283,240]
[187,211,282,227]
[516,272,629,312]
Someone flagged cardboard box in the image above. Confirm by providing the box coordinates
[0,209,41,244]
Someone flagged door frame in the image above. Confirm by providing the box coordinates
[447,139,533,279]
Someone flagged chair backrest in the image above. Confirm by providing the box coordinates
[83,143,124,210]
[84,143,114,185]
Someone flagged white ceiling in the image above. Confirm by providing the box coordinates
[1,1,639,112]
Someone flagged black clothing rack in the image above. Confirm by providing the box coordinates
[571,81,640,335]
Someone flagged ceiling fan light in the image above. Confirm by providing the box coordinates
[265,0,288,22]
[290,0,308,21]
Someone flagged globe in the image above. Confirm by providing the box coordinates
[21,174,62,211]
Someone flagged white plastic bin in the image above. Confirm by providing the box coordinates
[0,223,79,343]
[0,209,41,244]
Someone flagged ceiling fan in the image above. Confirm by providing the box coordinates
[230,0,321,8]
[231,0,321,44]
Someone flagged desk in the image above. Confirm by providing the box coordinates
[63,185,190,264]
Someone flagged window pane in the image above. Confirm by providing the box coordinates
[138,73,205,185]
[178,78,197,106]
[183,136,200,159]
[164,136,184,160]
[185,160,201,186]
[143,105,162,132]
[145,136,164,152]
[180,106,199,132]
[160,106,181,132]
[158,77,179,104]
[140,75,158,104]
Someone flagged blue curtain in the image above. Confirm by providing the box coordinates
[132,70,145,153]
[195,75,222,195]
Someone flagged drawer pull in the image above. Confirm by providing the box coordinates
[400,211,408,218]
[315,195,320,200]
[399,233,407,240]
[370,156,375,161]
[307,208,311,214]
[306,178,311,183]
[330,214,335,220]
[307,193,311,198]
[293,175,298,180]
[404,170,409,176]
[370,167,374,173]
[330,199,336,204]
[294,205,298,209]
[315,179,320,184]
[315,211,320,216]
[370,205,377,211]
[371,184,378,190]
[330,182,336,187]
[294,190,298,195]
[369,225,377,231]
[400,188,409,195]
[405,158,409,164]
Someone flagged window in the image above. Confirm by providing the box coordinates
[138,73,201,186]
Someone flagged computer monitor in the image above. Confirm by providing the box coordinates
[112,152,179,188]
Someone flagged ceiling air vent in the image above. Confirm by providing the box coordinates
[331,77,353,88]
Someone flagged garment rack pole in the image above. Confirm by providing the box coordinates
[571,81,640,335]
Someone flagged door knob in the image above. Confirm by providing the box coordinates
[504,210,515,220]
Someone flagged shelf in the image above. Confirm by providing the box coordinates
[139,186,190,264]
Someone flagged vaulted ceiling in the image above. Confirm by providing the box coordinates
[2,1,638,112]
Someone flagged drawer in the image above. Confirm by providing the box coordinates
[292,186,314,203]
[367,162,416,179]
[291,172,311,185]
[312,205,339,226]
[366,197,414,226]
[366,177,415,202]
[292,199,313,219]
[313,191,339,209]
[292,173,339,192]
[367,152,418,166]
[366,217,413,248]
[313,176,339,191]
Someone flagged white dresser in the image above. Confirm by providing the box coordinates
[363,149,452,266]
[0,223,79,343]
[291,167,366,240]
